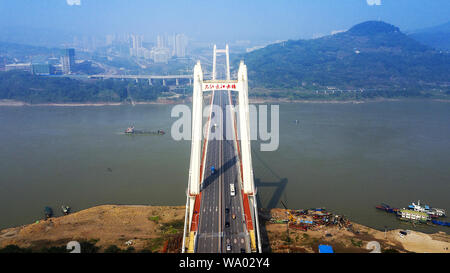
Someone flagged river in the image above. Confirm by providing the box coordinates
[0,100,449,233]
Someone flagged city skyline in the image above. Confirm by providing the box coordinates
[0,0,448,45]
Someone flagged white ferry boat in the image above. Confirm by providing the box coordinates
[407,200,446,218]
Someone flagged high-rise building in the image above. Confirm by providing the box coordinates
[129,34,144,57]
[170,34,176,56]
[152,47,171,63]
[157,34,166,49]
[32,64,54,75]
[61,48,75,74]
[106,34,115,46]
[175,34,187,57]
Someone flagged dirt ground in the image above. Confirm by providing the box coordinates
[0,205,448,253]
[0,205,185,252]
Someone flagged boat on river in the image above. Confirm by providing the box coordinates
[407,200,446,218]
[124,126,165,135]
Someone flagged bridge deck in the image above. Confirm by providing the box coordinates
[195,90,251,253]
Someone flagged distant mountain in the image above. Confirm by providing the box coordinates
[409,21,450,51]
[0,41,61,59]
[242,21,450,94]
[0,26,74,48]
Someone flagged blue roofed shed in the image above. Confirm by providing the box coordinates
[318,245,334,253]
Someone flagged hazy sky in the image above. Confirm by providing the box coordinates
[0,0,449,42]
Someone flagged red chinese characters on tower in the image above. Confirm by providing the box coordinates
[203,83,237,90]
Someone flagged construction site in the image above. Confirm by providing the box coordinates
[259,204,450,253]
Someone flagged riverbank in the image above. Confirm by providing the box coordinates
[249,97,450,104]
[0,205,448,253]
[0,205,185,253]
[2,97,449,107]
[262,208,449,253]
[0,98,188,107]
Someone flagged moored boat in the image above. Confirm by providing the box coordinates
[397,209,429,223]
[61,205,71,215]
[375,203,398,213]
[44,206,53,220]
[407,200,446,217]
[431,220,450,227]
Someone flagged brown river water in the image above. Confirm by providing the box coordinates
[0,100,449,233]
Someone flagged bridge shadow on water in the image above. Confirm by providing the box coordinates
[252,147,289,253]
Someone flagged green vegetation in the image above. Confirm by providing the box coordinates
[283,232,292,244]
[0,239,100,253]
[350,238,363,247]
[0,244,32,253]
[40,245,69,253]
[148,215,160,223]
[0,71,169,103]
[124,246,135,253]
[241,21,450,99]
[146,237,166,252]
[79,239,100,253]
[98,244,149,253]
[104,244,122,253]
[382,248,400,253]
[160,219,184,235]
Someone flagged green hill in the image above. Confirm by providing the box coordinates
[0,71,168,103]
[409,21,450,51]
[241,21,450,99]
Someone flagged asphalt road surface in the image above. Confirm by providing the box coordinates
[196,90,250,253]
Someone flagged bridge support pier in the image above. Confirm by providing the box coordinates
[163,79,166,86]
[176,78,179,86]
[148,79,152,85]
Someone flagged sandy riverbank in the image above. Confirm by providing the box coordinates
[1,205,448,253]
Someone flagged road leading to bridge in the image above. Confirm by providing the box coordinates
[196,90,250,253]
